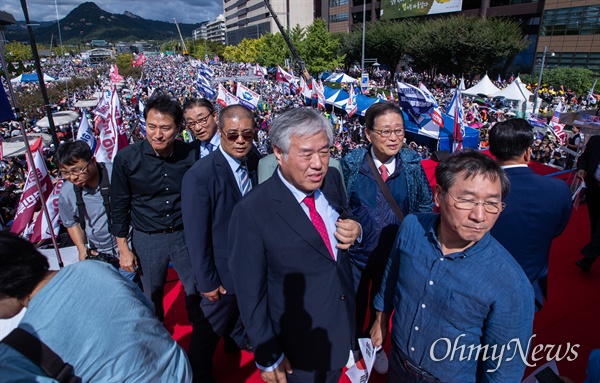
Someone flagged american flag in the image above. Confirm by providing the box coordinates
[549,101,567,145]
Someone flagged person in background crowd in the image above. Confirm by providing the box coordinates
[575,135,600,271]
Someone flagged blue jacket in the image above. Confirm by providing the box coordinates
[341,146,433,268]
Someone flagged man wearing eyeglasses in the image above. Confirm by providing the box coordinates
[489,119,571,311]
[182,104,259,383]
[341,102,432,374]
[371,151,534,382]
[183,98,220,160]
[56,141,135,277]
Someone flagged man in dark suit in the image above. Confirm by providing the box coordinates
[229,108,361,383]
[183,98,220,160]
[182,104,259,383]
[575,134,600,271]
[489,119,572,310]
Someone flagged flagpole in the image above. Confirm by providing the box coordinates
[0,23,64,267]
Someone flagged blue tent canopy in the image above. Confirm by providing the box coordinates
[402,112,479,152]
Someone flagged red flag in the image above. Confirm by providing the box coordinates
[94,86,128,163]
[110,64,124,83]
[11,138,53,237]
[31,179,64,242]
[276,66,294,83]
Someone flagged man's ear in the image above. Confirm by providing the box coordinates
[433,184,443,207]
[273,146,284,165]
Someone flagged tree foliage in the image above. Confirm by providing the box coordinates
[341,15,527,74]
[541,67,596,95]
[4,42,34,62]
[223,18,343,74]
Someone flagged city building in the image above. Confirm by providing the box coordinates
[207,14,226,43]
[223,0,323,46]
[193,22,209,40]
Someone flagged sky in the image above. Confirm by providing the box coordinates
[3,0,223,25]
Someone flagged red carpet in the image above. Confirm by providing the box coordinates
[163,167,600,383]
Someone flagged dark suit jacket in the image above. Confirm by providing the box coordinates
[182,148,258,294]
[490,166,571,308]
[578,135,600,187]
[228,168,356,372]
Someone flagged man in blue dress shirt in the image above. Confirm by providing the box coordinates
[371,151,535,383]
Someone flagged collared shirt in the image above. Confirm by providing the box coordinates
[199,134,220,159]
[371,147,395,177]
[277,168,340,260]
[500,164,528,170]
[110,139,196,236]
[58,163,116,253]
[374,213,534,382]
[219,145,246,192]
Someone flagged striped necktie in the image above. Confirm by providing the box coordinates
[238,163,252,196]
[205,142,214,153]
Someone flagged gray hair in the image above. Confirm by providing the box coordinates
[269,108,334,155]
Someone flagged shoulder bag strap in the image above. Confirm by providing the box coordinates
[73,184,86,232]
[365,152,405,223]
[2,328,81,383]
[97,163,112,231]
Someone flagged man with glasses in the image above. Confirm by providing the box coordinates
[341,102,432,374]
[489,119,571,311]
[371,151,534,382]
[182,104,259,383]
[56,141,136,278]
[183,98,220,160]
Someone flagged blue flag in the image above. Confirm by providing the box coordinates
[197,73,216,99]
[199,62,214,79]
[0,78,16,123]
[396,81,435,125]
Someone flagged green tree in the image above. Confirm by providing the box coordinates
[4,42,33,62]
[541,67,595,95]
[116,53,134,72]
[302,18,344,73]
[255,33,288,67]
[406,16,527,74]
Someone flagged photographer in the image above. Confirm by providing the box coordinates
[56,141,134,279]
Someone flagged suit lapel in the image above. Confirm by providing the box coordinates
[269,175,336,261]
[214,149,243,199]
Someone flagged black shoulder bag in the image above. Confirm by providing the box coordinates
[74,163,119,267]
[1,328,81,383]
[365,152,405,223]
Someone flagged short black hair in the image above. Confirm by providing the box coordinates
[55,140,93,168]
[364,102,404,131]
[436,150,510,199]
[144,93,184,127]
[182,98,215,114]
[218,105,254,130]
[0,232,49,299]
[488,119,534,161]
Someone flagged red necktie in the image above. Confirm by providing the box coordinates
[303,194,335,259]
[379,164,389,182]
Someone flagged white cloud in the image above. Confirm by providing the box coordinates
[2,0,223,24]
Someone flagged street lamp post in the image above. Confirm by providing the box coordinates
[361,0,366,73]
[533,46,554,116]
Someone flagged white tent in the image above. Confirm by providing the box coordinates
[10,73,56,83]
[490,77,534,116]
[324,73,358,83]
[461,74,501,97]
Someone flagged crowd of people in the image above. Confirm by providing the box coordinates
[0,53,598,383]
